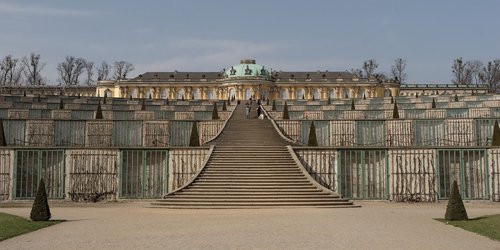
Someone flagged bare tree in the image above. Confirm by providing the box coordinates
[452,57,474,85]
[362,59,378,79]
[113,61,134,80]
[57,56,87,86]
[480,59,500,92]
[466,60,483,84]
[391,58,407,83]
[0,55,24,86]
[84,61,94,85]
[97,61,111,81]
[21,53,45,85]
[350,68,363,78]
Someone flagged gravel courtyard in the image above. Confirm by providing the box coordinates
[1,201,499,250]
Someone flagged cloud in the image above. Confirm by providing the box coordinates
[0,2,97,16]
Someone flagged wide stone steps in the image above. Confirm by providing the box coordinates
[199,173,304,177]
[152,103,357,208]
[151,201,355,208]
[186,184,317,189]
[153,198,351,203]
[178,187,326,192]
[170,191,336,196]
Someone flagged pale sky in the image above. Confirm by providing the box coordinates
[1,0,499,84]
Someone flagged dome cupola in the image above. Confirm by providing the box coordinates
[224,59,270,79]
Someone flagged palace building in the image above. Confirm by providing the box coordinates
[0,59,488,98]
[96,59,401,100]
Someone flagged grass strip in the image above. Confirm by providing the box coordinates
[0,212,61,241]
[437,214,500,241]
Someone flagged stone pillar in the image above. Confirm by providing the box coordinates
[169,87,176,99]
[237,86,243,100]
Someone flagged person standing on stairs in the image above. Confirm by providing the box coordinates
[245,103,251,119]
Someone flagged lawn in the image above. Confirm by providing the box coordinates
[0,212,61,241]
[437,214,500,241]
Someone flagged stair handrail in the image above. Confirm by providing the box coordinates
[286,145,342,195]
[164,145,215,197]
[261,105,302,145]
[203,103,238,144]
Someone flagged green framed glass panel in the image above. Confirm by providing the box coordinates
[120,150,168,199]
[14,150,65,199]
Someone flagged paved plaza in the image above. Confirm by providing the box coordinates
[1,202,499,249]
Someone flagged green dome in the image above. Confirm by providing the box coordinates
[225,59,270,79]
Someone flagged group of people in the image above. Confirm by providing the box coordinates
[245,98,264,119]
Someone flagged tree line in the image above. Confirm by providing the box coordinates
[350,57,500,92]
[0,53,134,86]
[451,57,500,92]
[350,58,408,84]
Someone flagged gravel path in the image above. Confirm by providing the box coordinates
[1,201,499,249]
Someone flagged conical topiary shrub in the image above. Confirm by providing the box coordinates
[272,100,276,111]
[30,179,51,221]
[59,99,64,110]
[444,180,468,221]
[227,97,231,106]
[492,120,500,146]
[454,94,459,102]
[166,98,169,105]
[390,96,394,104]
[103,92,107,104]
[351,99,355,110]
[212,102,219,119]
[393,101,399,119]
[363,94,366,100]
[95,101,103,119]
[23,91,26,97]
[181,95,185,101]
[307,122,318,146]
[222,101,227,111]
[189,122,200,146]
[327,96,331,105]
[0,119,6,146]
[150,93,153,99]
[416,93,419,98]
[302,94,305,100]
[77,93,81,99]
[141,99,146,111]
[432,98,436,109]
[283,101,289,120]
[312,95,315,101]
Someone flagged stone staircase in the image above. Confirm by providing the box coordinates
[152,102,357,208]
